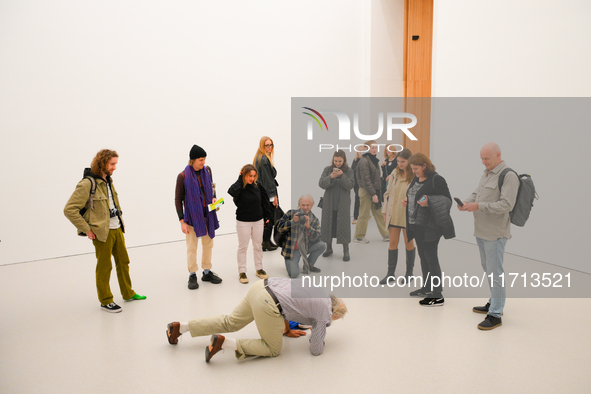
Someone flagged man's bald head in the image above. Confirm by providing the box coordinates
[480,142,502,171]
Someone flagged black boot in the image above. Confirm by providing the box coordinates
[323,240,333,257]
[379,249,398,285]
[343,243,350,261]
[262,241,277,251]
[262,226,277,251]
[405,248,416,281]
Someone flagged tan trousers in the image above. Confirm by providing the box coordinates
[186,225,213,273]
[354,187,389,239]
[188,280,285,360]
[93,228,135,305]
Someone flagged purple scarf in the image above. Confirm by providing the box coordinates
[184,165,219,238]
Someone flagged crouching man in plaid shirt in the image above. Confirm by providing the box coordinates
[277,194,326,278]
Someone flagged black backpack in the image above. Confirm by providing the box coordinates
[79,174,97,216]
[498,168,537,227]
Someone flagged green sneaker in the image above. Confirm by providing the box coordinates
[125,294,147,301]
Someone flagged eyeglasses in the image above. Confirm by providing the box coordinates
[265,144,274,148]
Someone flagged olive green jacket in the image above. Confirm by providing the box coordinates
[64,175,124,243]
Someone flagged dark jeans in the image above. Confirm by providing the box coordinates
[353,185,360,220]
[415,235,442,298]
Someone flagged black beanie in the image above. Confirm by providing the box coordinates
[189,144,207,160]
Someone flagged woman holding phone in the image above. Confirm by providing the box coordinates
[319,150,355,261]
[403,153,455,306]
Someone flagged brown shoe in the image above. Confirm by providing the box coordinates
[205,334,225,362]
[166,322,182,345]
[256,269,269,279]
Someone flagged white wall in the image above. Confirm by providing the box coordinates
[8,0,581,273]
[432,0,591,273]
[367,0,404,97]
[433,0,591,97]
[0,0,368,265]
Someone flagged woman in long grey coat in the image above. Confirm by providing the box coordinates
[318,150,355,261]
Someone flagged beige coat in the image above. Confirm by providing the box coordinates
[64,176,124,243]
[382,171,412,228]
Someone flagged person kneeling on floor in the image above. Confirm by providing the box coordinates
[166,277,347,361]
[277,194,326,278]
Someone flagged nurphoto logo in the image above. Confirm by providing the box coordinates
[302,107,418,152]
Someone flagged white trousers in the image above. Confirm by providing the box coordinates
[236,219,264,273]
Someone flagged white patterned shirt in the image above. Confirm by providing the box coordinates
[267,278,332,356]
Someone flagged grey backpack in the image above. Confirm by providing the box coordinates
[498,168,537,227]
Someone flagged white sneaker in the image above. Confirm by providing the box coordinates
[353,238,369,244]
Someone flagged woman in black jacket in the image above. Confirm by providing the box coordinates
[402,153,455,307]
[228,164,273,284]
[253,136,280,251]
[381,144,398,196]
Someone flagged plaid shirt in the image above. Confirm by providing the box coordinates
[278,209,322,259]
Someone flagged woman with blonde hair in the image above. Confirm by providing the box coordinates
[254,136,281,251]
[228,164,273,283]
[380,148,415,284]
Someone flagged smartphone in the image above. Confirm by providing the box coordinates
[454,197,464,207]
[418,196,426,202]
[333,167,339,173]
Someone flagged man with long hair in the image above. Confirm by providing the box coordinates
[64,149,146,313]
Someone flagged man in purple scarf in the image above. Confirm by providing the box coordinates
[175,145,222,289]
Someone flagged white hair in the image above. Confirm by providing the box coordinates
[298,194,315,206]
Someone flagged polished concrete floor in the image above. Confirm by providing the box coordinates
[2,220,590,394]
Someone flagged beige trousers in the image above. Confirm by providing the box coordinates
[354,187,389,239]
[188,280,285,360]
[186,226,213,273]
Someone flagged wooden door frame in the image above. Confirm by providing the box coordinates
[403,0,434,156]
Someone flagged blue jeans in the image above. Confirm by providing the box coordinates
[284,241,326,278]
[476,237,507,318]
